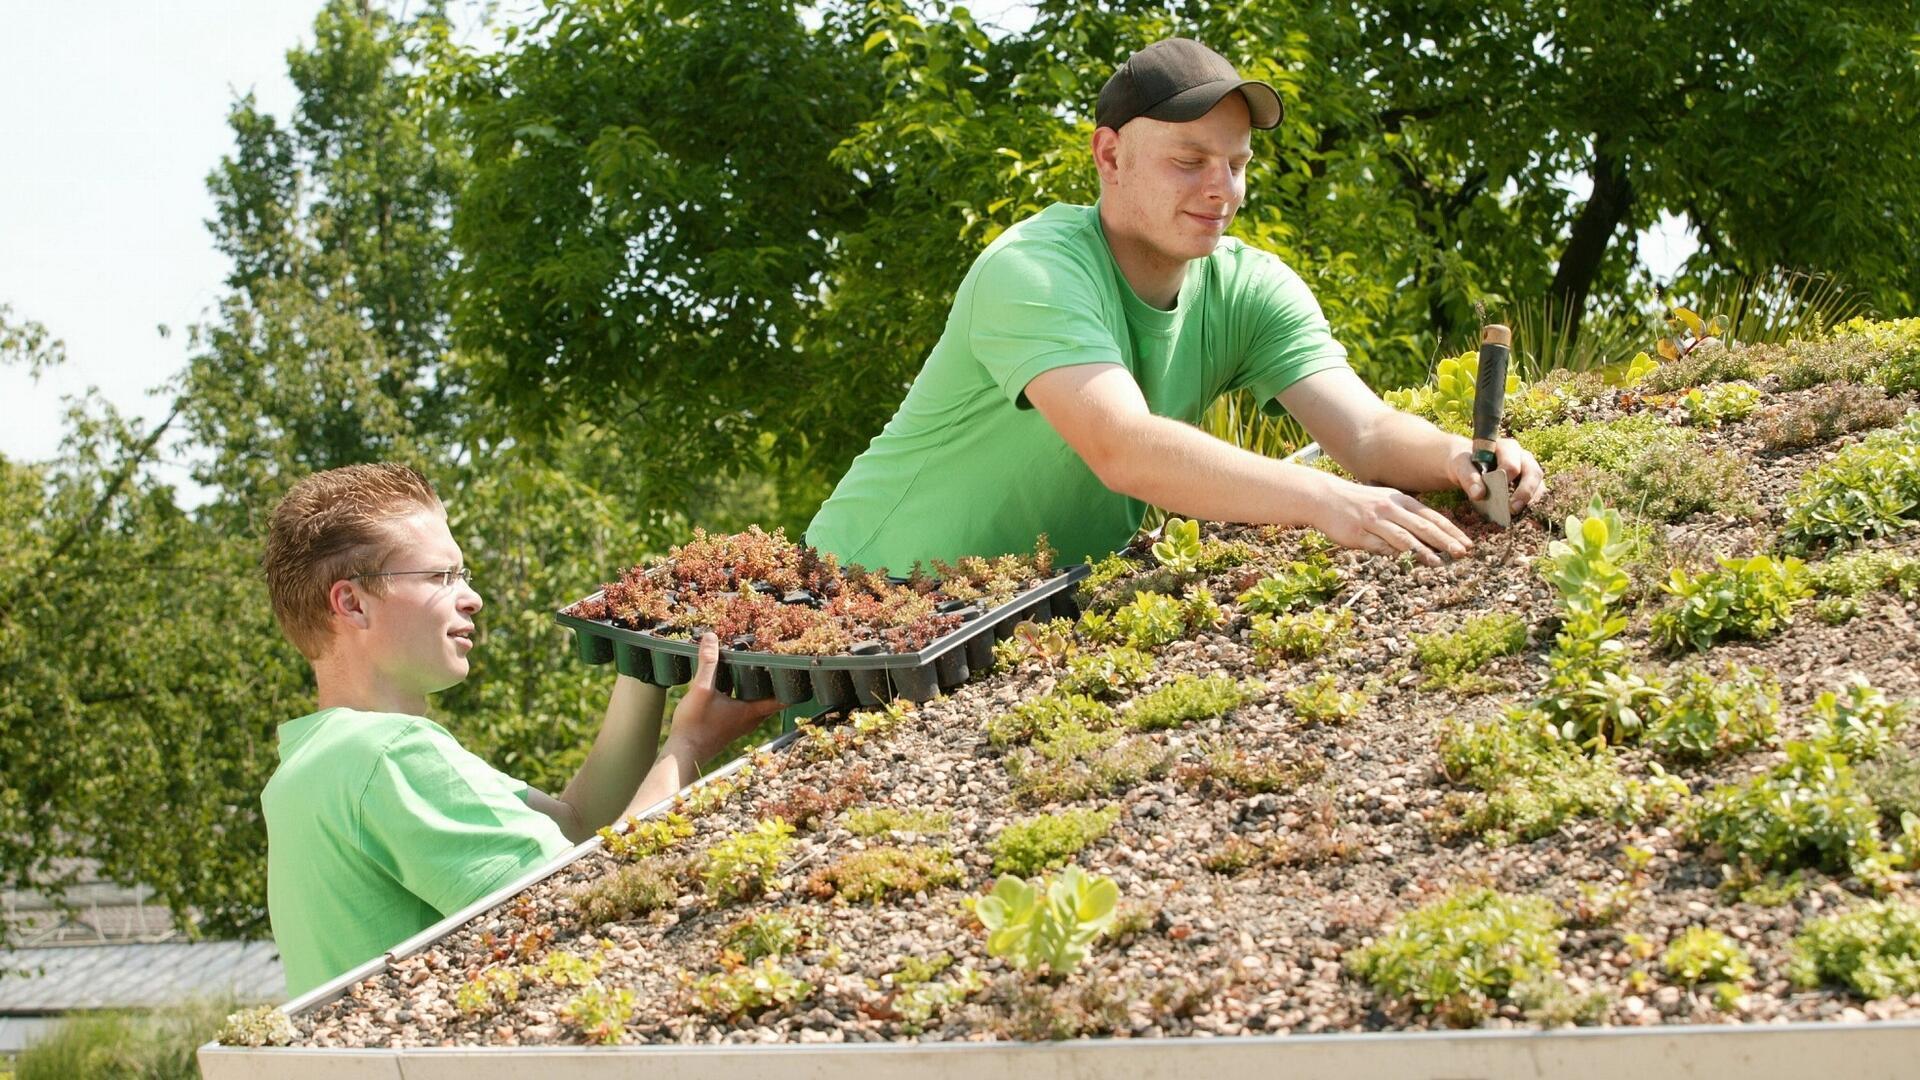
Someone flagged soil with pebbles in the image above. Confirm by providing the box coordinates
[290,381,1920,1048]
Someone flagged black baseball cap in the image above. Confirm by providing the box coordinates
[1095,38,1283,132]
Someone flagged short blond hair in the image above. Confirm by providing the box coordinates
[264,463,442,659]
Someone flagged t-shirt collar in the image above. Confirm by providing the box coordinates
[1091,199,1204,335]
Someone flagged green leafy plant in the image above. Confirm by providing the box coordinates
[700,819,796,904]
[1689,741,1892,887]
[1235,558,1343,615]
[990,805,1121,877]
[841,806,952,837]
[1645,666,1779,763]
[975,865,1120,977]
[719,910,816,963]
[598,810,693,860]
[1284,673,1369,724]
[1678,381,1761,428]
[1808,678,1910,760]
[1779,413,1920,553]
[1414,612,1528,691]
[1345,887,1564,1026]
[1789,901,1920,998]
[985,692,1115,748]
[1055,645,1153,699]
[805,845,961,904]
[884,955,986,1034]
[1754,383,1909,452]
[686,957,813,1019]
[522,946,607,988]
[1109,590,1192,650]
[1662,927,1754,986]
[1650,554,1810,653]
[1008,731,1173,807]
[1808,550,1920,600]
[1250,608,1354,664]
[574,857,683,926]
[1125,674,1263,731]
[1151,517,1204,573]
[1173,737,1325,796]
[1383,349,1524,434]
[558,983,635,1045]
[1438,714,1685,844]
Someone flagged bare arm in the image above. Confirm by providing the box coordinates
[1023,364,1475,563]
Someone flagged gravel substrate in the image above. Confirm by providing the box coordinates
[287,380,1920,1048]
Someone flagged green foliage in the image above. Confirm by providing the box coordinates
[1235,559,1343,616]
[1839,317,1920,394]
[1645,667,1779,763]
[1251,609,1355,664]
[1689,742,1892,886]
[985,693,1114,749]
[1808,550,1920,599]
[1678,381,1761,428]
[1109,591,1192,650]
[686,957,813,1020]
[1414,613,1528,691]
[16,998,236,1078]
[805,845,961,904]
[1384,349,1525,434]
[1125,674,1262,731]
[990,805,1121,877]
[889,963,986,1034]
[1861,747,1920,827]
[455,966,523,1015]
[840,806,951,838]
[1531,498,1663,747]
[1808,679,1909,760]
[1789,902,1920,999]
[1519,416,1749,523]
[574,858,682,926]
[599,811,693,860]
[1753,383,1909,453]
[1056,645,1154,700]
[523,947,607,988]
[1439,715,1684,844]
[1174,738,1325,797]
[1779,414,1920,553]
[975,865,1120,978]
[1662,927,1754,986]
[700,820,795,904]
[559,983,636,1045]
[1284,674,1370,724]
[719,911,814,963]
[1650,554,1810,653]
[1008,731,1172,808]
[1151,518,1204,573]
[1345,887,1564,1026]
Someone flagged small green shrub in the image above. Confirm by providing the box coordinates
[700,820,796,904]
[1789,901,1920,998]
[1679,381,1761,428]
[1009,733,1173,807]
[841,806,952,837]
[1642,341,1762,392]
[1126,674,1263,730]
[986,693,1115,748]
[991,805,1122,876]
[599,811,693,860]
[975,865,1120,977]
[1662,927,1754,986]
[1284,673,1369,723]
[1754,383,1909,452]
[1384,349,1524,434]
[1808,678,1909,760]
[1439,714,1685,843]
[1688,742,1891,886]
[887,957,986,1033]
[1345,887,1564,1025]
[574,857,683,926]
[522,947,606,987]
[1779,413,1920,553]
[1808,549,1920,599]
[1251,608,1354,663]
[1108,585,1223,649]
[1817,596,1862,624]
[1174,738,1324,796]
[1519,416,1750,521]
[1151,517,1204,572]
[719,910,815,962]
[1056,645,1153,699]
[1235,558,1343,616]
[1645,666,1779,763]
[675,770,749,817]
[559,983,635,1045]
[805,845,961,904]
[1414,612,1528,691]
[1649,554,1809,653]
[686,957,813,1019]
[455,967,523,1015]
[1861,746,1920,826]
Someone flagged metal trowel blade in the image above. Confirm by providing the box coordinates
[1471,470,1512,528]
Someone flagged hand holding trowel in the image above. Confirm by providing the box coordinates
[1469,324,1513,528]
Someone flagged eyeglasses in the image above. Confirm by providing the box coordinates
[351,567,474,588]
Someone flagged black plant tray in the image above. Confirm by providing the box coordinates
[555,564,1090,709]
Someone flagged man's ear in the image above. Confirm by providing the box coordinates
[1091,126,1123,186]
[328,579,374,631]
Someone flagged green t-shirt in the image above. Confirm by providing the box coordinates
[806,201,1350,571]
[263,707,571,997]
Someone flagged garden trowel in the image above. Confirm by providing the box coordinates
[1469,324,1512,528]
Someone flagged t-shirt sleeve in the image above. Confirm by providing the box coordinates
[1225,251,1352,415]
[355,722,573,918]
[967,241,1127,409]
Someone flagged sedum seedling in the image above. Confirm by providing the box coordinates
[975,865,1120,978]
[1650,554,1809,653]
[701,819,796,904]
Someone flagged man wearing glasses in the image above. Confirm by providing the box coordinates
[259,462,782,997]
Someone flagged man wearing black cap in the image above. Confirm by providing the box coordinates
[806,38,1543,571]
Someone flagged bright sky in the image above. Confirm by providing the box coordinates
[0,2,1692,486]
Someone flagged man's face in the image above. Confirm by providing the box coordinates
[1098,91,1254,269]
[358,508,482,699]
